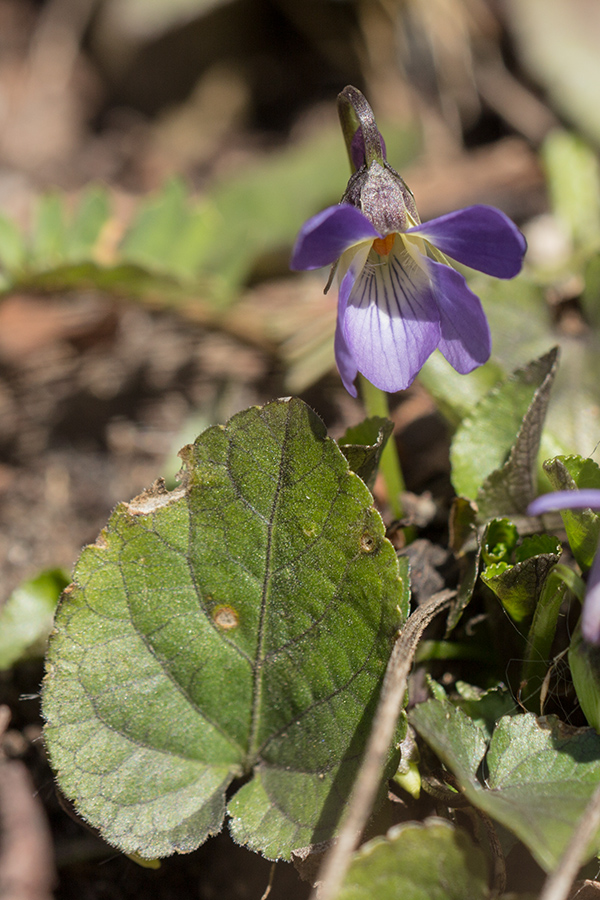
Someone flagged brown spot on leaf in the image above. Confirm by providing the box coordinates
[213,606,239,630]
[126,478,185,515]
[360,532,377,554]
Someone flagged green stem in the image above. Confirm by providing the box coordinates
[359,375,406,521]
[521,564,585,713]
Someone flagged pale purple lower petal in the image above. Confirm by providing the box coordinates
[407,205,526,278]
[334,314,358,397]
[582,551,600,644]
[427,259,491,373]
[528,490,600,517]
[341,241,440,393]
[290,204,380,271]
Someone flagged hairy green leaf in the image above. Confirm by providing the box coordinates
[453,682,516,739]
[337,817,490,900]
[482,518,519,565]
[477,349,559,518]
[43,398,406,860]
[338,416,394,489]
[481,522,562,625]
[451,349,558,506]
[410,699,600,871]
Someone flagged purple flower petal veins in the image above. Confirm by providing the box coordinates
[291,170,526,394]
[334,317,359,397]
[426,260,491,373]
[407,206,527,279]
[290,205,379,271]
[339,238,441,394]
[292,204,524,392]
[528,489,600,644]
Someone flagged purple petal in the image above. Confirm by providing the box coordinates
[407,205,526,278]
[427,260,491,373]
[528,490,600,517]
[341,241,440,393]
[582,551,600,644]
[290,204,380,271]
[334,314,358,397]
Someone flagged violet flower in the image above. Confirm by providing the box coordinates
[528,490,600,644]
[291,86,526,397]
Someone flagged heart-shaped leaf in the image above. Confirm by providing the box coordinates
[43,398,406,860]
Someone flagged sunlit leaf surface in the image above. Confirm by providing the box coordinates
[43,398,406,860]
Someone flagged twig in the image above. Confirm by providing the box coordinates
[259,862,276,900]
[311,589,455,900]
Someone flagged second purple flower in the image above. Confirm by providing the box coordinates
[291,86,527,397]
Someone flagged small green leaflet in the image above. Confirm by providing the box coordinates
[43,398,406,860]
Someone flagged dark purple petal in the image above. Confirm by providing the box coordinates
[407,205,526,278]
[350,128,387,170]
[582,551,600,644]
[341,241,440,392]
[427,260,491,373]
[290,204,379,271]
[528,490,600,517]
[334,314,358,397]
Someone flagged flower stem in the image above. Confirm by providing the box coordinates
[359,375,406,521]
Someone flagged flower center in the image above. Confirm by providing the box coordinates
[372,233,396,256]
